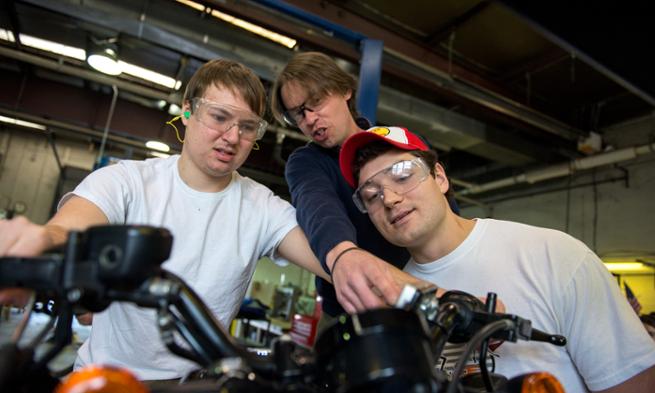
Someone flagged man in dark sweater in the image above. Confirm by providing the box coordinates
[271,52,422,321]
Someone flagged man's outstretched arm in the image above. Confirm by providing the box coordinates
[0,195,109,306]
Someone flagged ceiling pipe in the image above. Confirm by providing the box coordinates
[26,0,584,148]
[0,46,172,102]
[384,47,583,141]
[377,84,540,165]
[251,0,585,141]
[459,142,655,196]
[0,45,306,145]
[0,107,159,151]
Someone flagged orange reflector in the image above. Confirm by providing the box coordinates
[521,371,565,393]
[54,365,149,393]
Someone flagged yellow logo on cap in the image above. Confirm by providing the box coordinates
[370,127,391,136]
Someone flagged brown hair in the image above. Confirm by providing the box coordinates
[183,59,266,117]
[270,52,358,125]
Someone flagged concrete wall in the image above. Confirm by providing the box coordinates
[0,128,96,223]
[0,127,316,302]
[461,116,655,313]
[462,156,655,255]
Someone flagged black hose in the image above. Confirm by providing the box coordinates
[479,293,497,392]
[478,339,493,392]
[445,319,514,393]
[431,303,461,359]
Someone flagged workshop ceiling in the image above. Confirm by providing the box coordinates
[1,0,653,204]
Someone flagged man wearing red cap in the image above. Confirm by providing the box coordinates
[339,126,655,392]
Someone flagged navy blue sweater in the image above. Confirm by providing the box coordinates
[285,142,409,316]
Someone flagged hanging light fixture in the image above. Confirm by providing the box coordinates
[145,140,170,152]
[87,37,122,76]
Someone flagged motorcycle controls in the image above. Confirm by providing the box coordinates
[0,225,569,393]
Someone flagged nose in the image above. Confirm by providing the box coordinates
[381,187,403,208]
[303,109,319,127]
[221,123,241,144]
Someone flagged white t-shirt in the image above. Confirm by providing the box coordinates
[404,219,655,392]
[65,155,297,380]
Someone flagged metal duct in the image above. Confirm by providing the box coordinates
[0,46,172,102]
[377,85,538,166]
[460,143,655,195]
[22,0,575,166]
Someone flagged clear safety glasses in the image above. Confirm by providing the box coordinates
[352,158,430,213]
[192,98,268,141]
[282,95,329,127]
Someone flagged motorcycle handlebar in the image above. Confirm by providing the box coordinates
[0,225,567,393]
[0,225,278,380]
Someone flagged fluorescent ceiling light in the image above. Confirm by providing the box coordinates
[176,0,205,12]
[150,151,171,158]
[120,62,181,90]
[0,29,181,89]
[176,0,297,49]
[0,115,46,130]
[210,9,297,49]
[0,28,15,42]
[19,34,86,61]
[168,104,182,116]
[145,140,170,152]
[87,47,122,76]
[604,261,654,274]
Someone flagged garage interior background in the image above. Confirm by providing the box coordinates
[0,0,653,314]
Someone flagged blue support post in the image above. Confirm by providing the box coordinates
[357,39,383,125]
[253,1,384,123]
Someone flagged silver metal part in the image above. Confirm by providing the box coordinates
[395,284,440,323]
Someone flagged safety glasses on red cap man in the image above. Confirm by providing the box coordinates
[352,157,431,213]
[339,126,429,188]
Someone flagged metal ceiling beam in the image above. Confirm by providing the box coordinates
[383,47,583,141]
[256,0,585,141]
[0,45,541,166]
[377,85,537,165]
[14,0,567,166]
[276,0,502,93]
[0,45,172,101]
[498,0,655,107]
[206,0,362,60]
[496,47,569,84]
[0,107,157,151]
[22,0,291,81]
[425,1,491,48]
[459,141,655,196]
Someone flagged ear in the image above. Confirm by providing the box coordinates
[434,162,450,194]
[181,102,191,126]
[344,89,352,101]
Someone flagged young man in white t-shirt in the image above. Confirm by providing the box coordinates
[0,59,329,380]
[338,126,655,392]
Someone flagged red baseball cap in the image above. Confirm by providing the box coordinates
[339,126,429,188]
